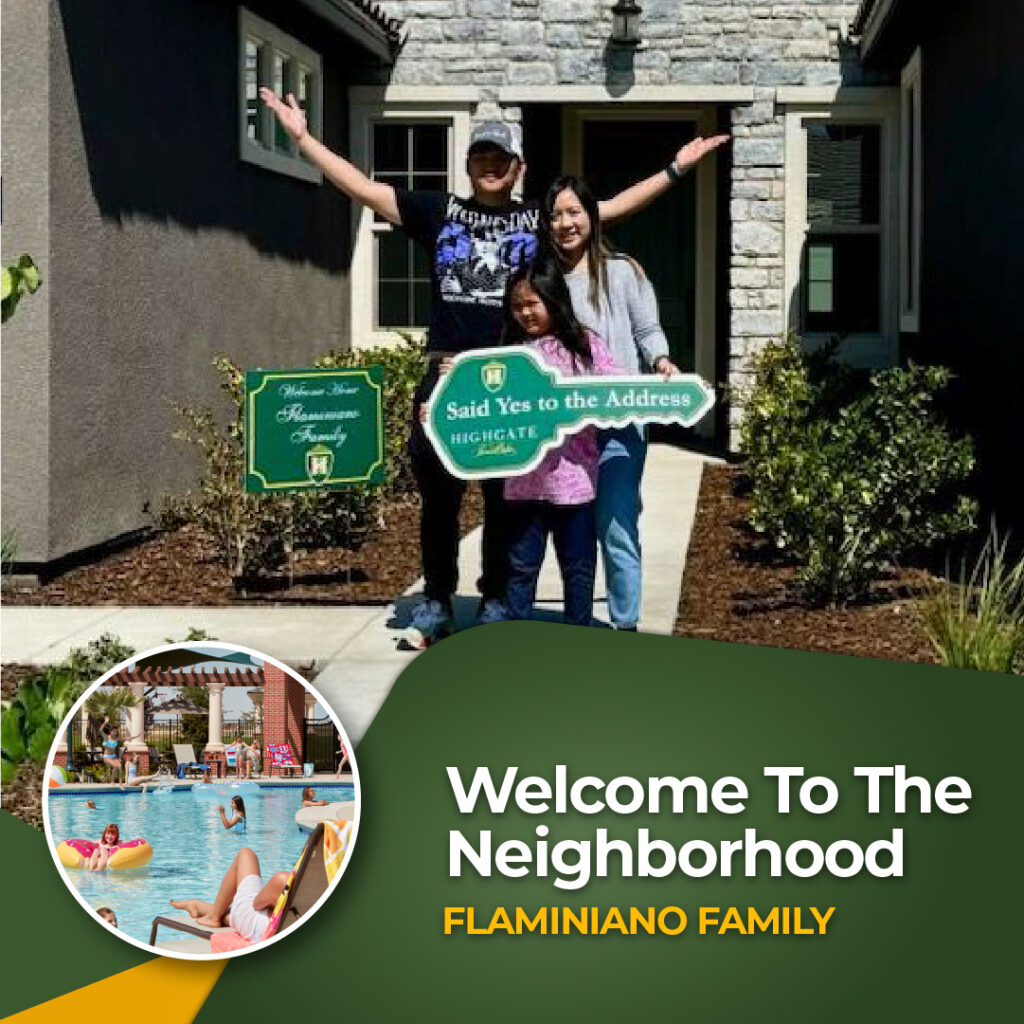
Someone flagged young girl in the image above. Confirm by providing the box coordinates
[218,796,246,834]
[87,824,120,872]
[301,787,329,808]
[501,260,618,627]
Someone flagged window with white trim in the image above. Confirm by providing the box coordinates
[784,96,899,367]
[803,122,882,334]
[371,122,450,329]
[239,8,322,183]
[900,49,922,332]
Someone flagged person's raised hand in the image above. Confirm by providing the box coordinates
[259,88,307,144]
[674,135,730,174]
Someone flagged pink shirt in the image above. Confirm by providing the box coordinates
[504,332,618,506]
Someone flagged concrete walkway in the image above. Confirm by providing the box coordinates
[1,446,707,746]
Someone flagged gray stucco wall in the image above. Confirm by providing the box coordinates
[1,0,52,563]
[3,0,373,565]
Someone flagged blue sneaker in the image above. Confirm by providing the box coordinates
[477,598,508,625]
[403,598,454,650]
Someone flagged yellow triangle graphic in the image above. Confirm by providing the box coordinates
[3,958,226,1023]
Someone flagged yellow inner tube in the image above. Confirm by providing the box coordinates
[57,839,153,871]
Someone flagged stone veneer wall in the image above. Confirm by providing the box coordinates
[378,0,870,440]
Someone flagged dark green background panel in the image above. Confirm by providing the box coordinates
[194,627,1022,1022]
[0,814,151,1018]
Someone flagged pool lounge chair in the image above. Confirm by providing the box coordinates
[149,822,334,954]
[265,743,301,778]
[172,744,211,780]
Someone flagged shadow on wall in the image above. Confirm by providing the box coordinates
[57,0,367,272]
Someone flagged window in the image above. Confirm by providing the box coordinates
[371,123,450,329]
[900,49,922,332]
[803,123,882,334]
[239,8,322,183]
[349,88,474,348]
[783,95,899,368]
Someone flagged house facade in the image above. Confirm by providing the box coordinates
[7,0,1014,572]
[356,0,895,436]
[2,0,400,571]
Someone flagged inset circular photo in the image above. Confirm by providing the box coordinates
[42,642,359,959]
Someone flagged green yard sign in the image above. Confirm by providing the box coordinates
[424,347,715,480]
[245,366,385,493]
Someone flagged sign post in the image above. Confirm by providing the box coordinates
[245,366,385,493]
[424,347,715,480]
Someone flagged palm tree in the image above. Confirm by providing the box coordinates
[83,688,141,746]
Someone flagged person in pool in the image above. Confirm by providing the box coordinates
[218,795,246,833]
[84,800,98,809]
[87,823,120,872]
[96,907,118,928]
[170,848,289,943]
[301,787,329,808]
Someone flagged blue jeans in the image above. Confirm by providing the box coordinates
[596,426,647,628]
[506,501,597,628]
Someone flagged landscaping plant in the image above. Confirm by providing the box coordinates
[919,527,1024,673]
[738,340,977,606]
[1,634,136,786]
[1,253,40,323]
[168,340,425,580]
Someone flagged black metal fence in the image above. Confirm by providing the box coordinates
[304,718,341,773]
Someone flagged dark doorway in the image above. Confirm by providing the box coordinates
[583,119,698,371]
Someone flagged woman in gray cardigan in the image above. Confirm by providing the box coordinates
[541,175,680,631]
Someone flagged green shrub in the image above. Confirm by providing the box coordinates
[919,527,1024,673]
[168,341,425,579]
[1,253,40,323]
[738,340,977,605]
[1,634,136,786]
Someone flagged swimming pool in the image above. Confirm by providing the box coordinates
[47,784,355,947]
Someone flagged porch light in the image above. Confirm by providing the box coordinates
[610,0,642,47]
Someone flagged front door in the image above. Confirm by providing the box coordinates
[582,119,698,371]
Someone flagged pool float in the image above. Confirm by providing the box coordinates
[56,837,153,870]
[191,780,261,799]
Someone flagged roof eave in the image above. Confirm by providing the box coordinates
[296,0,400,64]
[853,0,903,59]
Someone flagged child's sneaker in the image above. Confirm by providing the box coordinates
[477,598,509,625]
[401,598,454,650]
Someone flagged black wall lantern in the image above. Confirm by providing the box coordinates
[610,0,642,48]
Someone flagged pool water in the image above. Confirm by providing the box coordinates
[47,784,355,947]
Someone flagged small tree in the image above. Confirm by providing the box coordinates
[83,688,141,746]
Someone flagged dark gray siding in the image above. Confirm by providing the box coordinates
[904,1,1024,525]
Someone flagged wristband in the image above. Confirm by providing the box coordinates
[665,161,684,183]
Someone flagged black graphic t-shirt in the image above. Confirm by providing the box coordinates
[396,190,540,353]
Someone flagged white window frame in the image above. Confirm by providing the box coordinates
[783,93,899,369]
[899,48,923,332]
[349,88,474,348]
[238,8,323,184]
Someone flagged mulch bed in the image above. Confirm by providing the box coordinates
[1,763,45,830]
[3,490,483,606]
[674,465,938,665]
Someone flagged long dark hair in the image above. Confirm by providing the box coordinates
[502,258,592,368]
[231,796,246,818]
[541,175,643,308]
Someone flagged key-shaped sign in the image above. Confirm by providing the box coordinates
[424,346,715,479]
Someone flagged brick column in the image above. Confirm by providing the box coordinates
[263,664,305,763]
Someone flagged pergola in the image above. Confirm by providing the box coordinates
[106,665,266,762]
[59,652,317,774]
